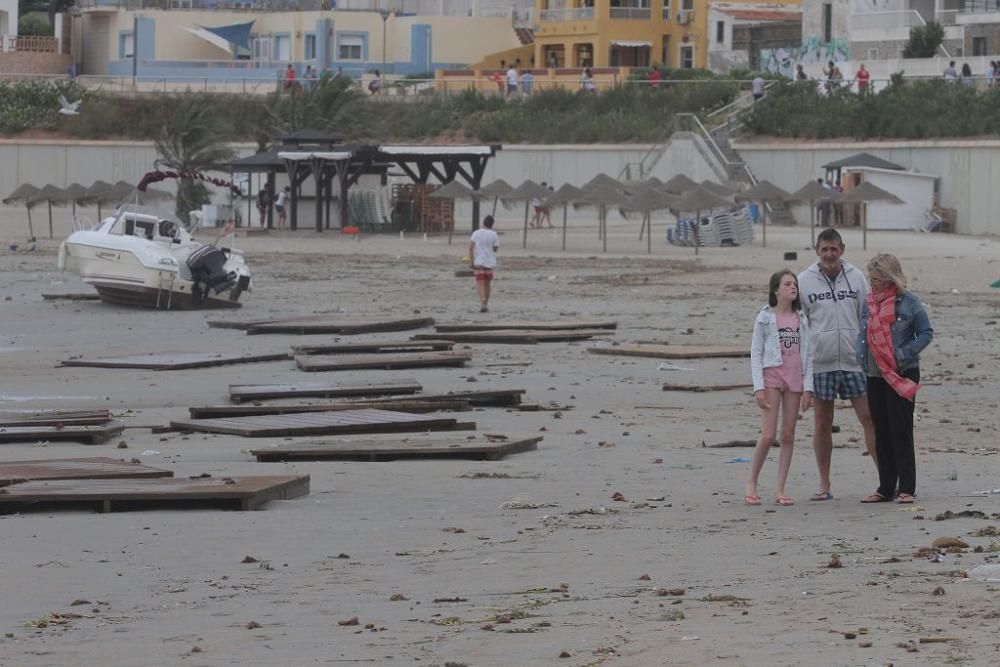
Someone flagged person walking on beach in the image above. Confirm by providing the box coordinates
[469,215,499,312]
[798,228,877,501]
[275,186,290,229]
[746,270,814,507]
[256,188,270,227]
[856,254,933,504]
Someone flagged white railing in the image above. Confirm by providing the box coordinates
[539,7,595,21]
[610,7,651,19]
[662,5,670,18]
[961,0,1000,14]
[937,9,960,23]
[848,10,924,30]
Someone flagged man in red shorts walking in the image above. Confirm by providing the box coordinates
[468,215,499,312]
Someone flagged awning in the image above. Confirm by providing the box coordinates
[183,20,255,55]
[610,40,652,48]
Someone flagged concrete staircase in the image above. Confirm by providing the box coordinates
[514,27,534,46]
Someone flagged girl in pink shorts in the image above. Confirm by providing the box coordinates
[746,270,814,506]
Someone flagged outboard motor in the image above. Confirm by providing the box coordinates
[186,244,236,304]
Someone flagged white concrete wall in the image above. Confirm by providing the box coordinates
[0,0,18,37]
[734,139,1000,235]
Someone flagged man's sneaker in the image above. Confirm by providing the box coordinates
[480,305,489,313]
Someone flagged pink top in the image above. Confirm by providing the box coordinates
[763,311,803,393]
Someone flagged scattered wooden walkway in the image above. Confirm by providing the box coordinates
[414,329,611,344]
[435,320,617,332]
[0,409,113,427]
[42,293,101,301]
[0,457,172,487]
[229,379,422,403]
[251,434,541,462]
[209,315,435,335]
[189,398,470,419]
[0,475,310,512]
[295,351,471,372]
[662,382,753,392]
[60,351,290,370]
[589,344,749,360]
[0,422,124,445]
[292,339,454,355]
[170,408,474,437]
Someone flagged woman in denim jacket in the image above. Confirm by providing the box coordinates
[746,270,814,507]
[856,254,933,504]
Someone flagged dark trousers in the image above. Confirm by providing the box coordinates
[867,367,919,497]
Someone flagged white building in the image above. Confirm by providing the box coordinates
[0,0,19,40]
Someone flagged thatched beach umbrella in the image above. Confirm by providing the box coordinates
[670,186,734,256]
[79,180,116,220]
[661,174,698,195]
[3,183,40,237]
[544,183,586,251]
[55,183,90,219]
[699,180,739,201]
[429,180,476,245]
[582,173,622,191]
[28,185,67,239]
[790,180,836,247]
[839,181,904,250]
[620,187,676,254]
[475,178,514,217]
[575,184,627,253]
[501,180,552,249]
[735,180,793,248]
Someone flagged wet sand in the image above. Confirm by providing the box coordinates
[1,208,999,667]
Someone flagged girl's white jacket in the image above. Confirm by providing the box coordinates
[750,305,814,394]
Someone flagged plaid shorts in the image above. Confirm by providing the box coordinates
[812,370,867,402]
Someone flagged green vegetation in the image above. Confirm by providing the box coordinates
[903,22,945,59]
[744,76,1000,140]
[0,76,738,145]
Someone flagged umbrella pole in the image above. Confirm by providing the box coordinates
[646,212,652,254]
[48,201,53,239]
[761,199,767,248]
[491,196,498,217]
[694,209,700,256]
[810,199,815,248]
[561,204,568,251]
[862,203,867,251]
[522,200,529,249]
[26,206,34,238]
[638,215,645,241]
[602,207,607,253]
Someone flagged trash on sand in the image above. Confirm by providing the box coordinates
[657,362,695,372]
[140,450,160,456]
[500,498,559,510]
[726,457,751,463]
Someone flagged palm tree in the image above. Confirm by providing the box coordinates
[265,74,368,138]
[154,99,236,224]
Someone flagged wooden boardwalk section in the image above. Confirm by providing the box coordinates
[0,457,172,487]
[229,379,422,403]
[60,351,290,370]
[295,351,470,372]
[662,382,753,392]
[0,422,125,445]
[170,408,474,437]
[435,320,617,332]
[243,317,435,336]
[0,475,310,512]
[292,339,454,355]
[589,344,749,360]
[0,409,113,428]
[189,398,470,419]
[414,329,612,344]
[251,434,541,462]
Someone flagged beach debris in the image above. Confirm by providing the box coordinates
[725,457,752,463]
[932,537,969,549]
[245,621,261,630]
[443,527,466,533]
[433,597,467,603]
[935,510,986,521]
[704,439,777,448]
[241,555,259,563]
[611,491,626,502]
[858,640,873,648]
[338,617,359,626]
[70,599,90,606]
[655,588,686,597]
[390,593,408,601]
[919,636,958,644]
[971,526,1000,537]
[638,574,651,580]
[828,554,843,569]
[500,498,558,510]
[559,651,571,658]
[116,440,128,449]
[931,586,946,595]
[700,594,749,606]
[843,632,857,639]
[659,610,685,621]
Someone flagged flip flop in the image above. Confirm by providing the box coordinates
[896,493,916,504]
[744,494,762,506]
[860,493,891,503]
[810,491,834,501]
[775,495,794,506]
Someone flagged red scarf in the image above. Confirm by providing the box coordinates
[866,287,920,401]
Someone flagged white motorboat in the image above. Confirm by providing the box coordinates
[58,207,252,310]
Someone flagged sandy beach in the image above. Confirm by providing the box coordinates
[1,206,999,667]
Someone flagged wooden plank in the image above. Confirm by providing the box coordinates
[295,351,470,372]
[0,457,172,487]
[169,408,469,438]
[0,475,309,512]
[59,351,291,370]
[245,317,436,336]
[662,383,754,392]
[414,329,612,344]
[435,320,617,332]
[229,379,423,403]
[589,344,749,360]
[189,398,471,419]
[292,339,454,355]
[207,314,335,330]
[252,434,541,462]
[42,293,101,301]
[0,409,113,428]
[0,422,125,445]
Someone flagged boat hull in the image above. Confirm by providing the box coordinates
[91,283,242,310]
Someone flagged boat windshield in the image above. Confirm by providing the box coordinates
[106,206,185,242]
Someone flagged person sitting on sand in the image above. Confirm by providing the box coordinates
[747,270,814,507]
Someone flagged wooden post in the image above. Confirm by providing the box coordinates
[48,201,53,239]
[694,209,700,256]
[646,211,651,254]
[809,199,815,248]
[266,171,275,229]
[26,206,33,237]
[561,204,568,251]
[521,200,529,248]
[862,202,868,250]
[761,198,767,248]
[602,205,607,253]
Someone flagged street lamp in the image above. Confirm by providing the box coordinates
[380,9,395,77]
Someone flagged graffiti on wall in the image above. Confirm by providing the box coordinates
[761,37,849,78]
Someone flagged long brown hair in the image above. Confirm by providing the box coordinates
[768,270,801,310]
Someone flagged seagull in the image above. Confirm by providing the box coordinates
[58,94,81,115]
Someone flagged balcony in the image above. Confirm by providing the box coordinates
[961,0,1000,13]
[610,6,651,19]
[849,10,965,41]
[539,7,595,21]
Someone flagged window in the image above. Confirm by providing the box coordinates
[822,3,832,43]
[680,45,693,69]
[661,35,670,66]
[337,33,365,61]
[973,36,987,56]
[273,34,291,62]
[304,33,316,60]
[867,47,879,60]
[662,0,670,18]
[716,20,725,44]
[681,0,693,10]
[119,32,134,59]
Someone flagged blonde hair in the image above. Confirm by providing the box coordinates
[867,253,907,290]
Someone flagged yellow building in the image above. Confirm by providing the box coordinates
[533,0,801,70]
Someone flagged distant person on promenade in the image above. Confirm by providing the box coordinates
[855,63,870,94]
[795,64,808,81]
[368,69,383,95]
[746,269,814,507]
[581,67,597,93]
[506,65,519,96]
[284,64,298,92]
[824,61,843,92]
[648,66,662,89]
[798,228,877,501]
[751,75,765,101]
[469,215,499,312]
[521,69,534,95]
[943,61,958,82]
[961,63,974,87]
[856,254,933,504]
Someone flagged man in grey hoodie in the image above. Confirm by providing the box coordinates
[798,228,877,500]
